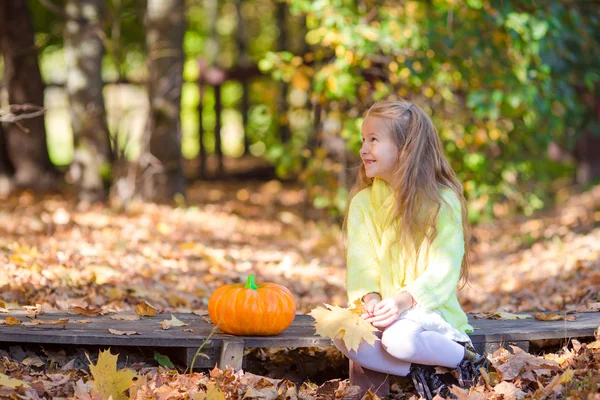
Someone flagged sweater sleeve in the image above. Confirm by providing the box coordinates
[346,192,381,304]
[402,191,465,311]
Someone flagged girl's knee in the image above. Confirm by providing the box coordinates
[381,330,420,360]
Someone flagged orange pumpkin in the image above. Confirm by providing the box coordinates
[208,274,296,336]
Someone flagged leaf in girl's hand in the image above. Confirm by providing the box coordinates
[309,304,379,352]
[348,298,366,315]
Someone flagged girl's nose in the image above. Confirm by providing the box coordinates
[360,142,368,155]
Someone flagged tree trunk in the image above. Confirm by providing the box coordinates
[235,0,250,155]
[0,2,14,188]
[143,0,185,201]
[276,1,290,143]
[574,130,600,185]
[0,123,15,197]
[64,0,112,202]
[0,0,54,188]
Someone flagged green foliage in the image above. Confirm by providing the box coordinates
[153,351,175,369]
[260,0,599,221]
[24,0,600,221]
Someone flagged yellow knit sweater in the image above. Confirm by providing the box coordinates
[346,178,473,335]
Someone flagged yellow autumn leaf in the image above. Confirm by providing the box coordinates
[161,314,188,330]
[135,300,158,317]
[543,368,574,395]
[348,298,366,316]
[472,311,531,320]
[6,316,21,326]
[309,304,379,352]
[0,373,30,389]
[108,328,140,336]
[193,383,226,400]
[87,349,137,400]
[534,312,576,322]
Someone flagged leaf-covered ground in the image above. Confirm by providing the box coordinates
[1,180,599,399]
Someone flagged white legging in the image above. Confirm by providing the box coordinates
[334,318,465,376]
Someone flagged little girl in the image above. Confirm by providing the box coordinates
[335,100,484,399]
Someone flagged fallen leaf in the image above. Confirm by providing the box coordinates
[161,314,188,330]
[472,311,532,320]
[493,381,526,400]
[135,300,158,317]
[574,301,600,312]
[108,329,140,336]
[23,305,44,318]
[153,351,175,368]
[490,346,559,381]
[0,373,30,389]
[69,306,103,317]
[534,312,576,321]
[22,355,45,367]
[74,378,93,400]
[22,318,69,326]
[110,314,140,321]
[309,304,379,352]
[75,319,92,323]
[87,349,137,400]
[588,340,600,350]
[361,388,382,399]
[194,382,226,400]
[6,316,21,326]
[543,368,574,395]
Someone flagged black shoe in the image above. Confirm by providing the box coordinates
[456,343,488,389]
[410,364,433,400]
[410,364,454,400]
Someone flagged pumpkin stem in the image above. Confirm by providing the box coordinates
[245,274,258,290]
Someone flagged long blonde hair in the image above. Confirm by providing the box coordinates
[346,99,471,283]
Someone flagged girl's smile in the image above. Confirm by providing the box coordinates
[360,116,399,184]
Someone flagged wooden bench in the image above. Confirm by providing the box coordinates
[1,310,598,396]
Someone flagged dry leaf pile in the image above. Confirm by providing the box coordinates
[0,180,599,398]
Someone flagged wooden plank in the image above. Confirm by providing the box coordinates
[219,339,245,370]
[1,310,598,370]
[183,346,222,370]
[468,312,600,342]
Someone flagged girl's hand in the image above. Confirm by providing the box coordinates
[360,293,381,320]
[363,292,414,329]
[363,298,401,329]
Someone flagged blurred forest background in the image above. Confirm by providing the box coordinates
[0,0,599,222]
[1,2,600,397]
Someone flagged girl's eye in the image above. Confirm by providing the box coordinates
[371,138,378,142]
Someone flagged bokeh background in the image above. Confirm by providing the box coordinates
[1,0,599,223]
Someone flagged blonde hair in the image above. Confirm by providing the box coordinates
[346,99,471,283]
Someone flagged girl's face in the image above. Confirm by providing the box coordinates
[360,116,399,185]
